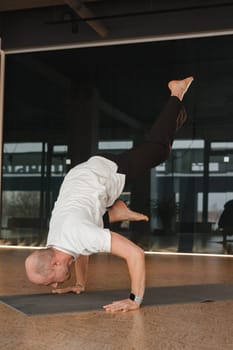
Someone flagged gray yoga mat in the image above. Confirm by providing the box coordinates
[1,283,233,316]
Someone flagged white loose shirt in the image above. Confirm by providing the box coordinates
[47,156,125,259]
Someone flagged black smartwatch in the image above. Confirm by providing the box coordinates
[129,292,143,303]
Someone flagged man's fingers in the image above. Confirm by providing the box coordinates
[104,303,129,312]
[103,299,140,312]
[52,286,83,294]
[52,286,72,294]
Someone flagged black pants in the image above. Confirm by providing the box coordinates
[102,96,186,227]
[102,96,186,185]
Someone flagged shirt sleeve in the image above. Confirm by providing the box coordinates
[60,214,112,256]
[77,222,112,255]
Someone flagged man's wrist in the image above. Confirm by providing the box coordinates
[75,282,84,289]
[129,292,143,304]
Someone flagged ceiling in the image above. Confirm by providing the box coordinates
[1,1,233,143]
[1,0,233,51]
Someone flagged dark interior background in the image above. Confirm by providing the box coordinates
[1,1,233,254]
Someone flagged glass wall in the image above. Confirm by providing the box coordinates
[2,35,233,254]
[1,142,67,244]
[150,140,233,254]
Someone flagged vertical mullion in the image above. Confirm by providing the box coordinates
[0,50,5,219]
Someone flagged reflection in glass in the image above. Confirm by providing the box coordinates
[2,36,233,256]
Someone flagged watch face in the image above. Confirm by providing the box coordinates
[129,293,135,301]
[129,293,143,303]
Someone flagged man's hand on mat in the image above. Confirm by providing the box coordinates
[103,298,140,312]
[52,284,85,295]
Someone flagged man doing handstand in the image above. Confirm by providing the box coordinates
[25,76,194,312]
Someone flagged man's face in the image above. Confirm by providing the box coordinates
[43,263,71,289]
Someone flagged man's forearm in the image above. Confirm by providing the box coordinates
[126,249,145,299]
[74,255,89,288]
[110,232,145,299]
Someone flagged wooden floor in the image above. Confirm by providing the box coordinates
[1,248,233,349]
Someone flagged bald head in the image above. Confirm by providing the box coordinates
[25,248,54,285]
